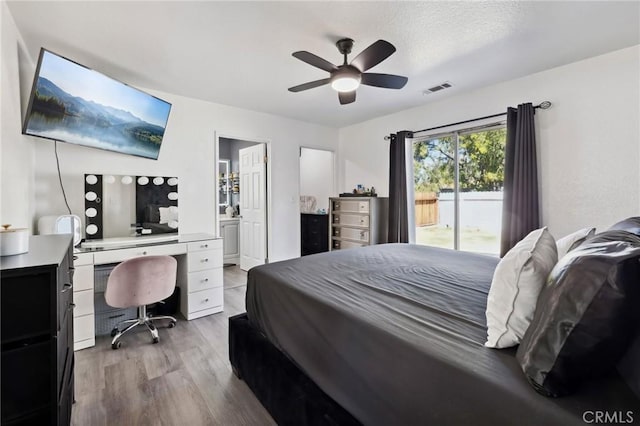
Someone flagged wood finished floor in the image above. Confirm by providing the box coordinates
[71,265,276,426]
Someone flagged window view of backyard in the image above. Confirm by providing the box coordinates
[413,128,506,255]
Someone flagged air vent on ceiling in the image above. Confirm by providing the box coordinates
[423,81,453,95]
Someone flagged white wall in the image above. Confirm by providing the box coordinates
[29,88,338,262]
[0,2,36,231]
[299,147,334,212]
[339,46,640,238]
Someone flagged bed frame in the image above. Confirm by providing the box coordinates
[229,313,360,426]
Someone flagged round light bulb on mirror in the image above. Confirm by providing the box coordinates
[85,191,97,201]
[85,207,97,218]
[137,176,149,185]
[167,192,178,201]
[153,177,164,186]
[167,177,178,186]
[86,224,98,235]
[105,175,116,184]
[121,176,133,185]
[85,174,98,185]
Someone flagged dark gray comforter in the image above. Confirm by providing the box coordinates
[246,244,639,425]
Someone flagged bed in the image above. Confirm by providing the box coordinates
[229,244,640,425]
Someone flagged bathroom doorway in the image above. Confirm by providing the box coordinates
[299,147,335,256]
[217,136,270,270]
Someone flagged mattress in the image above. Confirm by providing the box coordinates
[246,243,639,425]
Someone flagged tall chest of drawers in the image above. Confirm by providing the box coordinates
[329,197,389,250]
[1,235,75,425]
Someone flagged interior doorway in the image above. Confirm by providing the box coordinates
[217,136,270,271]
[299,147,335,256]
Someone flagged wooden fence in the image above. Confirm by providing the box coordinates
[415,192,438,226]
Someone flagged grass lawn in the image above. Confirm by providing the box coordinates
[416,225,500,255]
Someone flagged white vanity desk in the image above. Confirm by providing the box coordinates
[72,233,223,351]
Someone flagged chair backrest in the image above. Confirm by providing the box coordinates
[105,255,177,308]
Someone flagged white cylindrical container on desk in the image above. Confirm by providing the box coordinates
[0,225,29,256]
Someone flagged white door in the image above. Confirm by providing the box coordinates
[239,144,267,271]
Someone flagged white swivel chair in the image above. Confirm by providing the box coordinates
[105,255,178,349]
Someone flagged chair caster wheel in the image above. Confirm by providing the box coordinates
[111,341,121,350]
[152,337,159,344]
[168,321,176,328]
[111,328,118,337]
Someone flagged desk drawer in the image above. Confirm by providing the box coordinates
[73,314,94,343]
[187,268,223,293]
[187,239,221,252]
[73,265,94,292]
[73,252,94,266]
[73,289,94,317]
[93,243,186,264]
[187,288,223,314]
[188,248,222,272]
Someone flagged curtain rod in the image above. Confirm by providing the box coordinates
[384,101,552,140]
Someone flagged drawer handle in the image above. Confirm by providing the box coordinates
[204,298,210,303]
[202,258,209,262]
[61,283,73,293]
[73,255,78,261]
[203,278,209,282]
[142,251,148,255]
[202,244,208,248]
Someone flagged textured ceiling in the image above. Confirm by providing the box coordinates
[7,1,640,128]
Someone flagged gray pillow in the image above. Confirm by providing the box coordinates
[609,217,640,236]
[516,231,640,397]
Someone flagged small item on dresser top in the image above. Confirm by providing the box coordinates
[226,205,235,218]
[0,224,29,256]
[38,214,82,246]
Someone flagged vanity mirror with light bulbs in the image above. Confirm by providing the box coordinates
[84,174,178,240]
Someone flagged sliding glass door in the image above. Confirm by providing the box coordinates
[412,126,506,255]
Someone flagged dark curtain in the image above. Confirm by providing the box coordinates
[500,103,539,257]
[388,131,412,243]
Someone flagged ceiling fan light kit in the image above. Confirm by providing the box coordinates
[330,67,361,92]
[289,37,408,105]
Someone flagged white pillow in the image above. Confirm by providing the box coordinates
[159,206,179,224]
[485,227,557,348]
[556,227,595,259]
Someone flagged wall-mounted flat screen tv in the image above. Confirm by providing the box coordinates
[23,48,172,160]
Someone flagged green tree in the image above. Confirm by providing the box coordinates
[413,128,506,192]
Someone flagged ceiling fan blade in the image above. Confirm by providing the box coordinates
[288,78,331,92]
[292,51,338,73]
[350,40,396,72]
[361,73,408,89]
[339,90,356,105]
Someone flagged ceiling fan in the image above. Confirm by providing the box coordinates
[288,38,408,105]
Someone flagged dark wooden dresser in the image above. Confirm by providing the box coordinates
[1,235,74,425]
[301,213,329,256]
